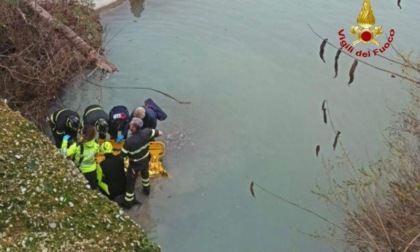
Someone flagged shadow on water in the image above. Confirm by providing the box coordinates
[123,122,193,233]
[129,0,145,18]
[124,179,159,233]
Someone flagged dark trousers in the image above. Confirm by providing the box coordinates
[53,132,63,148]
[83,170,98,190]
[125,162,150,202]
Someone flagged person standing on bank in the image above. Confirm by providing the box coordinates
[97,141,126,200]
[83,104,109,140]
[120,118,162,209]
[49,108,81,148]
[61,125,100,190]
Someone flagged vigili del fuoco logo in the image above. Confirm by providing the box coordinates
[338,0,395,58]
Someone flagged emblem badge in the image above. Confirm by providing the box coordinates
[350,0,383,46]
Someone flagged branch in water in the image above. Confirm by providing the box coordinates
[333,48,342,78]
[250,181,345,231]
[332,131,341,151]
[84,79,191,104]
[319,38,328,63]
[322,99,327,124]
[250,182,256,198]
[348,59,358,86]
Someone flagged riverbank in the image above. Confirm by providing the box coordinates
[94,0,124,10]
[0,1,160,250]
[0,100,160,251]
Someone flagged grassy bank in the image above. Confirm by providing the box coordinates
[0,100,160,251]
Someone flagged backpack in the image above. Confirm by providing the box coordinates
[144,98,167,121]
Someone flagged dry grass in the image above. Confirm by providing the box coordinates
[314,55,420,251]
[0,0,103,128]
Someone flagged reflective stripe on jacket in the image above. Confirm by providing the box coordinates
[83,104,108,126]
[121,129,158,163]
[61,139,99,173]
[49,109,79,135]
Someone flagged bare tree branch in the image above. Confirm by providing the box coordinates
[307,24,420,85]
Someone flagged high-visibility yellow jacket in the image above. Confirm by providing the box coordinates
[61,139,99,173]
[96,165,109,195]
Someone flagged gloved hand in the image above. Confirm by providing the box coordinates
[116,135,124,143]
[63,135,71,141]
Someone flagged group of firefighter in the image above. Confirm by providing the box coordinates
[48,101,166,209]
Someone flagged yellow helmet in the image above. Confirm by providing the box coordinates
[100,141,113,154]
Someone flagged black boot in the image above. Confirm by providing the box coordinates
[119,199,133,210]
[132,197,141,205]
[114,194,125,204]
[143,186,150,196]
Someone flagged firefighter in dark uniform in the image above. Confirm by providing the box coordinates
[83,104,109,140]
[120,118,162,209]
[97,141,126,200]
[49,109,81,148]
[108,105,130,143]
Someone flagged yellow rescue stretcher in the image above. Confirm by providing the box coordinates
[96,139,168,178]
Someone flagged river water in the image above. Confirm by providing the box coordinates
[62,0,420,251]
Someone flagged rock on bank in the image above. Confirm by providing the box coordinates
[0,100,160,251]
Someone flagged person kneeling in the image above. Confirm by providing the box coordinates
[97,141,127,201]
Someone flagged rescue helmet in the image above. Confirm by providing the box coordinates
[67,116,80,131]
[100,141,113,154]
[95,118,108,133]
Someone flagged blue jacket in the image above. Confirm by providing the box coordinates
[142,107,157,129]
[109,106,130,138]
